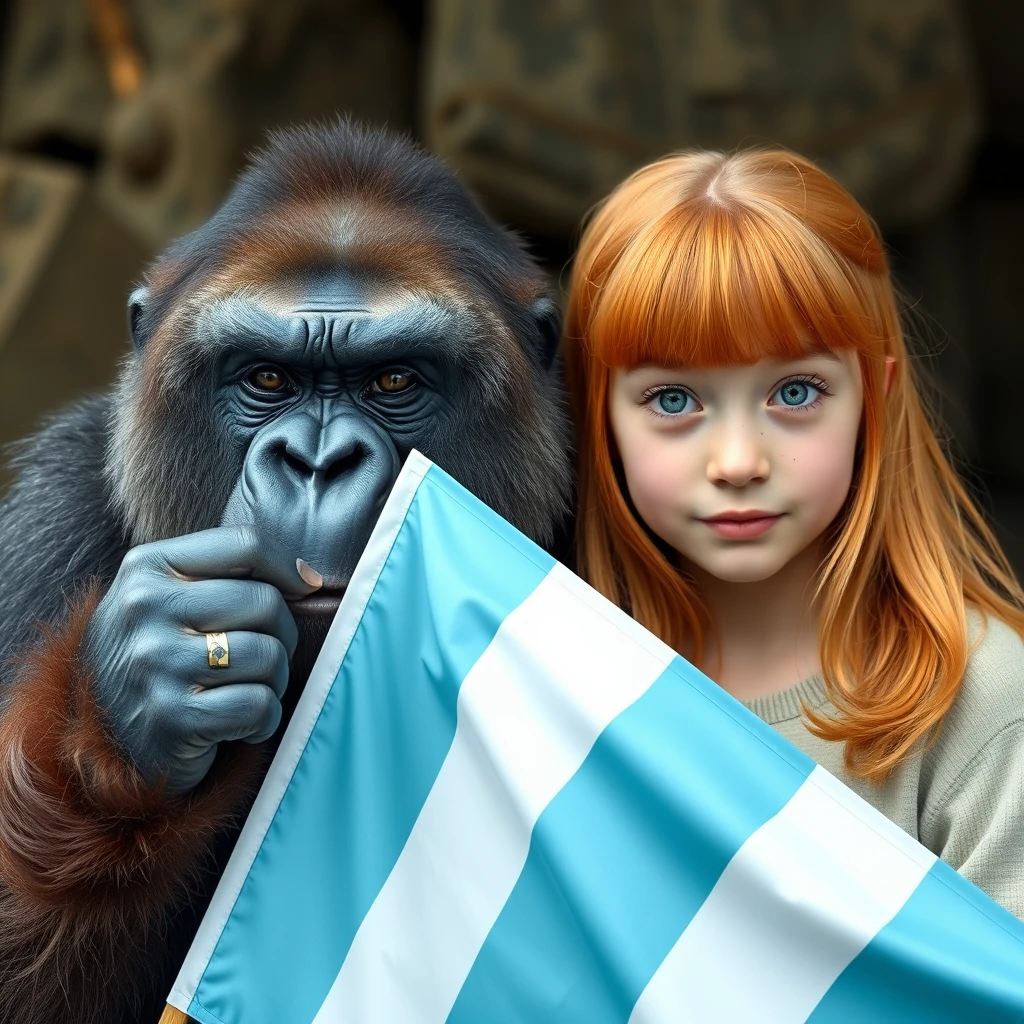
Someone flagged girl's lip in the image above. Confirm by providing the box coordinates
[701,515,783,539]
[702,509,779,522]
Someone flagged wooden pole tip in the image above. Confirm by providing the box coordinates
[159,1004,189,1024]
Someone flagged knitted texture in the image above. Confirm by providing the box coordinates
[745,610,1024,919]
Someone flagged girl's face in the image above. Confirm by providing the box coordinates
[608,350,864,584]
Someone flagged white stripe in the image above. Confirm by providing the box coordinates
[628,765,936,1024]
[167,450,433,1014]
[312,561,676,1024]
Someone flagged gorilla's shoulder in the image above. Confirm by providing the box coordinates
[0,394,127,653]
[5,393,111,486]
[4,395,113,516]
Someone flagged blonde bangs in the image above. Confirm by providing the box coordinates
[584,199,886,371]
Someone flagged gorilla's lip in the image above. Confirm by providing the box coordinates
[286,587,346,616]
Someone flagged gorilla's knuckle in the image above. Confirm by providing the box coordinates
[166,583,204,628]
[233,526,263,559]
[120,545,153,577]
[269,636,290,673]
[246,631,276,668]
[252,685,281,721]
[257,676,278,705]
[248,583,281,623]
[148,686,186,731]
[176,693,211,736]
[134,638,185,687]
[164,640,200,681]
[120,583,157,620]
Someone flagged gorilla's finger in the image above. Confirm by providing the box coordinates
[187,630,290,699]
[188,683,283,746]
[175,579,299,657]
[134,526,322,599]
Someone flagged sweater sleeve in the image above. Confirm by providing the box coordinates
[919,718,1024,921]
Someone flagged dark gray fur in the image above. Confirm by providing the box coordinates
[106,121,572,550]
[0,121,574,1024]
[0,396,128,669]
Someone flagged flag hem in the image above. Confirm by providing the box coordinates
[167,450,435,1015]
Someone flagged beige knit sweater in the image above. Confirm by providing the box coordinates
[742,609,1024,920]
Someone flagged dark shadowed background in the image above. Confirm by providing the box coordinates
[0,0,1020,573]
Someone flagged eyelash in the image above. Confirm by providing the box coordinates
[639,385,694,420]
[640,374,833,419]
[773,374,833,413]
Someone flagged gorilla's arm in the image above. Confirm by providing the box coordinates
[0,395,125,662]
[0,120,574,1024]
[0,398,265,1024]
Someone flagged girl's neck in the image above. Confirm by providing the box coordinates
[680,541,827,701]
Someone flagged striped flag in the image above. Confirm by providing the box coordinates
[168,450,1024,1024]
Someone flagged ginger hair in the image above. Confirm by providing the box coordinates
[563,148,1024,782]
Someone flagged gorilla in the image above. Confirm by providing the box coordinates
[0,122,572,1024]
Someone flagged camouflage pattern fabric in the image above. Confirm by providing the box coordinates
[423,0,981,235]
[0,0,417,470]
[1,0,416,246]
[0,153,150,491]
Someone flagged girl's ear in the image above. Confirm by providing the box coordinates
[884,355,896,396]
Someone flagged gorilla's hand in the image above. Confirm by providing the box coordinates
[83,527,319,797]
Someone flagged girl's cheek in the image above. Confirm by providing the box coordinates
[791,428,857,517]
[620,434,688,524]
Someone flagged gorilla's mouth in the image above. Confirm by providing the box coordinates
[287,587,346,616]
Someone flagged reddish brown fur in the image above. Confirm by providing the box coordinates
[0,586,266,1023]
[1,124,573,1023]
[133,196,483,431]
[210,201,473,306]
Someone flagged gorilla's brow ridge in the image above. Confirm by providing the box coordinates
[191,294,473,368]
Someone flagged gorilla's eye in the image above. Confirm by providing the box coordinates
[374,370,416,394]
[247,366,288,392]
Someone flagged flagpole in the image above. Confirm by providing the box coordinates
[159,1004,188,1024]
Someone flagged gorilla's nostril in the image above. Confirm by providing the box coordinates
[283,449,311,479]
[323,448,363,484]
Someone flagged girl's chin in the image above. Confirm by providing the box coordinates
[678,552,793,586]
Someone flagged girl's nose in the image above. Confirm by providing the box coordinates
[706,424,771,486]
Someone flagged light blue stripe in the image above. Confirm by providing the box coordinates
[190,466,554,1024]
[447,656,815,1024]
[186,998,221,1024]
[807,859,1024,1022]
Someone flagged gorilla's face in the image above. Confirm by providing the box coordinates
[114,260,570,660]
[213,271,456,619]
[106,124,573,683]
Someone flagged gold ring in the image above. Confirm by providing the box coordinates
[206,632,229,669]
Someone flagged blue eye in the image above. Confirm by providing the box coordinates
[652,388,694,416]
[773,377,828,409]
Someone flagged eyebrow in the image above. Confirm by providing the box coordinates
[625,350,845,376]
[795,349,843,363]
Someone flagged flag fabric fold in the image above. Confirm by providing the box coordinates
[168,450,1024,1024]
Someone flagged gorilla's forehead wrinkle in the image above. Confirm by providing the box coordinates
[210,197,472,303]
[107,122,572,557]
[191,290,474,369]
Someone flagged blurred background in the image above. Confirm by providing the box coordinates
[0,0,1020,573]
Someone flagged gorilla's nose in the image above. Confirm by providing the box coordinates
[221,410,402,586]
[281,435,367,484]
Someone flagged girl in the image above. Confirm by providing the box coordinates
[562,148,1024,918]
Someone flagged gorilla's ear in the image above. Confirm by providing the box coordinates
[127,287,149,351]
[531,296,562,371]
